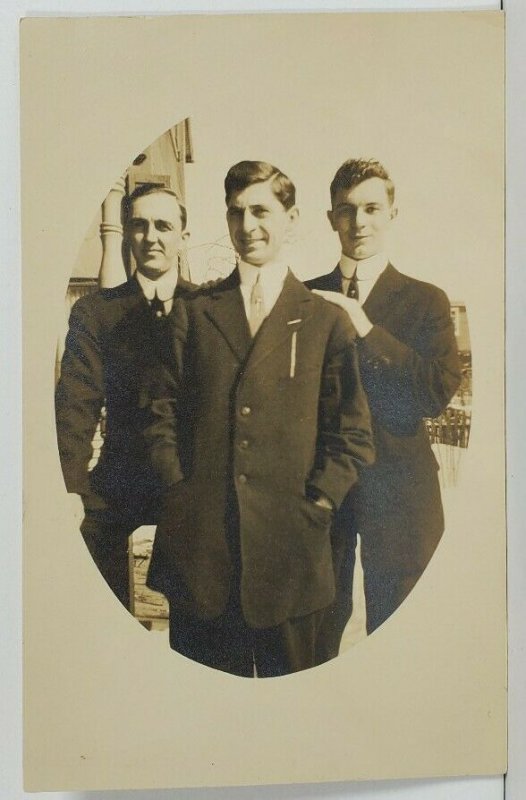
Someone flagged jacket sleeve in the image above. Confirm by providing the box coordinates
[55,297,105,495]
[308,310,375,509]
[359,287,461,432]
[141,298,189,489]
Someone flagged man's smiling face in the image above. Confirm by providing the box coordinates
[226,179,298,267]
[328,177,396,260]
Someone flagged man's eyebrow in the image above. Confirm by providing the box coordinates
[129,216,173,225]
[334,201,381,209]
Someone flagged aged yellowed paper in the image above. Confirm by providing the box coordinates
[22,12,506,791]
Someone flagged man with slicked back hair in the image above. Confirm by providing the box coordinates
[307,157,461,658]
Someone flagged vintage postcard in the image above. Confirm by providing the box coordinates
[21,11,506,791]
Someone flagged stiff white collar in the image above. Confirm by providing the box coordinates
[340,252,388,282]
[238,258,288,289]
[238,259,289,319]
[135,266,179,302]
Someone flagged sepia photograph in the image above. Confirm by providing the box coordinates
[55,133,472,676]
[21,10,506,791]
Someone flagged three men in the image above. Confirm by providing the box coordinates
[307,158,461,659]
[56,157,461,674]
[55,184,195,608]
[145,161,375,676]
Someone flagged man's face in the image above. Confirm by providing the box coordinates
[226,180,298,267]
[128,192,188,279]
[328,177,397,260]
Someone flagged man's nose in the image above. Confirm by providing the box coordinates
[144,221,157,242]
[355,208,367,228]
[241,210,257,231]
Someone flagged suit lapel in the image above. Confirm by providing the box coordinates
[362,263,407,323]
[204,270,252,362]
[245,271,315,373]
[175,276,197,297]
[325,265,345,293]
[112,277,150,329]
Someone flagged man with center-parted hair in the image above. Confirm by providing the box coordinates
[307,158,461,660]
[55,184,196,608]
[145,160,375,677]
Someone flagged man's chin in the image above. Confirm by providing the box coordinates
[137,264,170,279]
[347,247,372,260]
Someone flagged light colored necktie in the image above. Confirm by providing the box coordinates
[248,274,266,337]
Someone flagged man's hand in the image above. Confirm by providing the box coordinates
[312,494,334,511]
[312,289,373,338]
[306,486,335,512]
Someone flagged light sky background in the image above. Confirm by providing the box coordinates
[76,8,499,308]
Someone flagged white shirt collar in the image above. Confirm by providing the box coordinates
[135,266,179,301]
[340,252,388,282]
[238,258,288,289]
[238,258,289,319]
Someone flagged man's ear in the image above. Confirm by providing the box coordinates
[327,209,337,231]
[284,206,299,244]
[390,205,398,221]
[288,206,299,225]
[182,230,190,242]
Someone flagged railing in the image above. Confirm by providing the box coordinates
[426,406,472,488]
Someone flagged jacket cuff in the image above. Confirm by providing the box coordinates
[307,463,358,511]
[61,465,93,496]
[359,324,413,367]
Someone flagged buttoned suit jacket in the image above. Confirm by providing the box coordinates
[55,274,196,511]
[145,268,375,629]
[306,264,461,577]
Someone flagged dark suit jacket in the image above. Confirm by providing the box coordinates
[55,274,196,507]
[306,264,461,573]
[145,269,375,628]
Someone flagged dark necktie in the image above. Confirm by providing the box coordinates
[150,291,166,319]
[346,272,359,300]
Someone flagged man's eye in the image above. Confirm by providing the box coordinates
[365,206,379,214]
[156,222,173,232]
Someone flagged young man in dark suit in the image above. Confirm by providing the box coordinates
[55,184,195,608]
[145,161,374,677]
[307,158,461,658]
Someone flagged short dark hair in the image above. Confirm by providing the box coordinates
[123,183,187,230]
[224,161,296,210]
[330,158,395,206]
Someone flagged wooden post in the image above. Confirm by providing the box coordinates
[99,175,127,288]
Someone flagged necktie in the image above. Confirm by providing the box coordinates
[248,274,266,337]
[150,291,166,319]
[346,272,359,300]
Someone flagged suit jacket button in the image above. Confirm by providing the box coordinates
[239,439,249,449]
[240,406,251,416]
[238,474,248,484]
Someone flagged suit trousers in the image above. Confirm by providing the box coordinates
[80,490,161,610]
[166,488,327,677]
[168,591,326,678]
[315,466,444,662]
[314,491,358,664]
